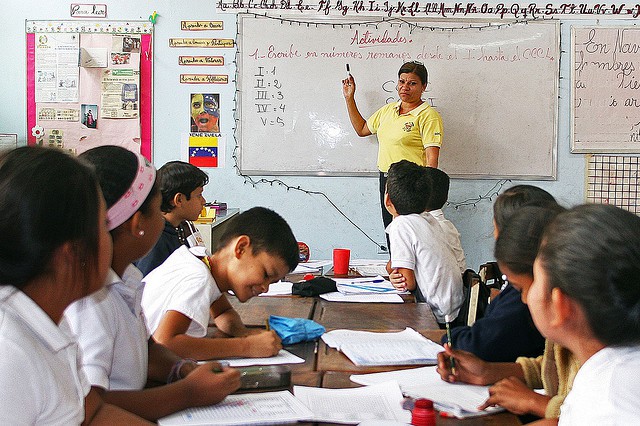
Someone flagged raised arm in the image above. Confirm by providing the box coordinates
[342,75,371,137]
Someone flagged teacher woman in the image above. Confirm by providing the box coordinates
[342,61,443,238]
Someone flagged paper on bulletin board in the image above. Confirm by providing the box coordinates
[35,33,79,103]
[181,133,225,168]
[100,69,139,119]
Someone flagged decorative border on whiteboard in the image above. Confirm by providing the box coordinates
[26,20,152,34]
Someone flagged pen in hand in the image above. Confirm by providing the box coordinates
[445,314,456,375]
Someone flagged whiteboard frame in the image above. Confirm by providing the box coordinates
[237,14,559,179]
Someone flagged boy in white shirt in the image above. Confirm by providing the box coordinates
[385,160,464,327]
[142,207,299,360]
[424,166,466,274]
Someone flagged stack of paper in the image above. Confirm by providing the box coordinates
[214,349,304,367]
[350,366,504,419]
[350,259,390,277]
[322,328,443,366]
[293,381,410,424]
[157,390,314,425]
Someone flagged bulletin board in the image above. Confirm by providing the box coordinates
[25,20,153,159]
[572,27,640,153]
[238,15,559,179]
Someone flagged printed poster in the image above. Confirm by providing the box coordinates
[182,134,225,168]
[100,69,139,118]
[35,33,80,103]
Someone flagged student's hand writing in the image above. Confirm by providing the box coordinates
[389,269,407,291]
[342,75,356,99]
[184,363,241,406]
[436,344,492,385]
[478,376,550,417]
[244,330,282,357]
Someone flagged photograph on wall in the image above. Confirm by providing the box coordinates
[190,93,220,133]
[81,104,98,129]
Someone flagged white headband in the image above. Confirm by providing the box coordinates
[106,153,156,231]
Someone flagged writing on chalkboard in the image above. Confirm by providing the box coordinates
[572,27,640,152]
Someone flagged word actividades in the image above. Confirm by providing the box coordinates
[219,1,640,18]
[180,74,229,84]
[169,38,235,48]
[179,56,225,66]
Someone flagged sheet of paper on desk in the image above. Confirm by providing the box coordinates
[321,328,443,366]
[293,381,410,424]
[334,276,403,295]
[157,390,314,426]
[215,349,304,367]
[258,280,293,296]
[350,366,504,418]
[320,291,403,303]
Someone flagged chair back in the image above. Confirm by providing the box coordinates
[455,269,491,327]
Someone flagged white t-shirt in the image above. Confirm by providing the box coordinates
[0,285,89,424]
[429,209,467,274]
[62,265,149,391]
[559,345,640,425]
[386,211,464,323]
[142,245,222,337]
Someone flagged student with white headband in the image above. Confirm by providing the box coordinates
[63,146,240,422]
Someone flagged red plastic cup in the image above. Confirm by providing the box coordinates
[332,248,351,275]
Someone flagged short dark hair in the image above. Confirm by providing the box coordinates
[386,160,430,215]
[217,207,299,272]
[538,204,640,346]
[494,205,564,276]
[424,167,449,210]
[158,161,209,213]
[0,146,101,289]
[80,146,159,228]
[398,61,428,85]
[493,185,557,233]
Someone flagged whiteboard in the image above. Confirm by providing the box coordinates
[238,16,559,178]
[572,26,640,153]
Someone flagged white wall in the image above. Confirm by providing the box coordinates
[0,0,590,269]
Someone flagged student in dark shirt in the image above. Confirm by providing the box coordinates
[443,185,558,362]
[135,161,208,276]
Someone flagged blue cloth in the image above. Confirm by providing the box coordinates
[134,221,183,276]
[268,315,325,345]
[442,284,545,362]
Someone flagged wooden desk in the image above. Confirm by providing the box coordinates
[227,295,316,327]
[313,299,439,331]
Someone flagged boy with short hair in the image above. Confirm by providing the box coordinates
[141,207,299,360]
[424,167,466,274]
[385,160,464,326]
[135,161,209,276]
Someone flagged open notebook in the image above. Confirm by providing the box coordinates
[350,366,504,419]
